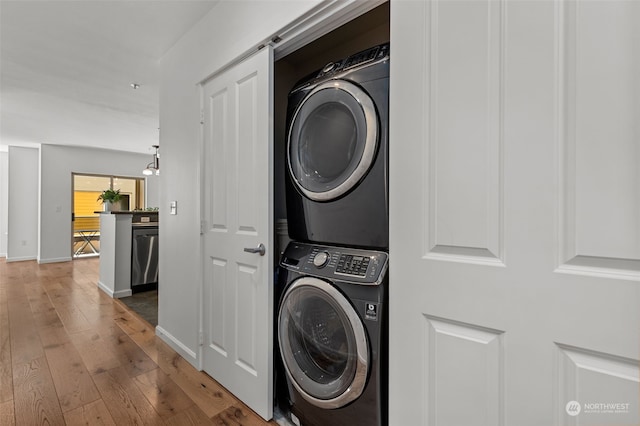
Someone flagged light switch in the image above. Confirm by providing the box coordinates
[170,201,177,215]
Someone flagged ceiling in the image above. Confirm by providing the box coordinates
[0,0,219,155]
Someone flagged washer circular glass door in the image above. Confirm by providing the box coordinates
[288,80,378,201]
[278,277,369,409]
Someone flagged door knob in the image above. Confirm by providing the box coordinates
[244,243,266,256]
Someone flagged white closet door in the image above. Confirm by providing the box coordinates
[201,46,274,420]
[389,1,639,425]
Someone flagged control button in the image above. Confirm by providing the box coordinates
[313,251,330,268]
[322,62,335,73]
[335,253,369,277]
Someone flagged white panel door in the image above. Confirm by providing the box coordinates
[201,46,273,420]
[389,1,639,426]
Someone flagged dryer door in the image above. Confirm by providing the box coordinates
[288,80,378,202]
[278,277,369,409]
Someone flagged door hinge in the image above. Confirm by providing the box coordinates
[199,331,204,346]
[200,220,206,235]
[200,110,204,124]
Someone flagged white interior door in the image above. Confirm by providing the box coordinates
[389,1,639,426]
[201,46,274,420]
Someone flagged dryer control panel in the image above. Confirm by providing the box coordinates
[290,43,390,94]
[280,241,388,285]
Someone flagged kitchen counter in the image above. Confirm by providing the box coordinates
[95,210,158,219]
[96,212,159,299]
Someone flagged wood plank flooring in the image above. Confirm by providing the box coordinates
[0,257,276,426]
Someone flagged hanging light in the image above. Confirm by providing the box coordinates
[143,145,160,176]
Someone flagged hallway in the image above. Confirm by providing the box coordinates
[0,257,274,425]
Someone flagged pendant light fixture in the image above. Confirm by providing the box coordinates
[143,145,160,176]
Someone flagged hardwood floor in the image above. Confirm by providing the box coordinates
[0,257,276,426]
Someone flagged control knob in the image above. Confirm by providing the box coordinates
[321,62,336,74]
[313,251,330,268]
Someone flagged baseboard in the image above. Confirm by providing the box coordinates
[97,281,114,297]
[155,325,198,368]
[6,255,37,262]
[38,256,72,264]
[114,289,132,298]
[97,281,132,299]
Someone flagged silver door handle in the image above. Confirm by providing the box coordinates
[244,243,265,256]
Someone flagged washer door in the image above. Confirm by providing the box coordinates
[278,277,369,409]
[288,80,378,202]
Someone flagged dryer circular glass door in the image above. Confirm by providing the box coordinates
[288,80,378,202]
[278,277,369,409]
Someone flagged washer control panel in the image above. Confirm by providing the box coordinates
[281,242,388,285]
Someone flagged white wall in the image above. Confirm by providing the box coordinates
[0,151,8,257]
[7,146,39,261]
[39,144,159,263]
[159,0,323,364]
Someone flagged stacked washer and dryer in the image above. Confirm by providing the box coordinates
[276,43,390,426]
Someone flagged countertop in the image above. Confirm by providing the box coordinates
[95,211,159,215]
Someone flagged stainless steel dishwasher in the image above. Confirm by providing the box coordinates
[131,225,159,293]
